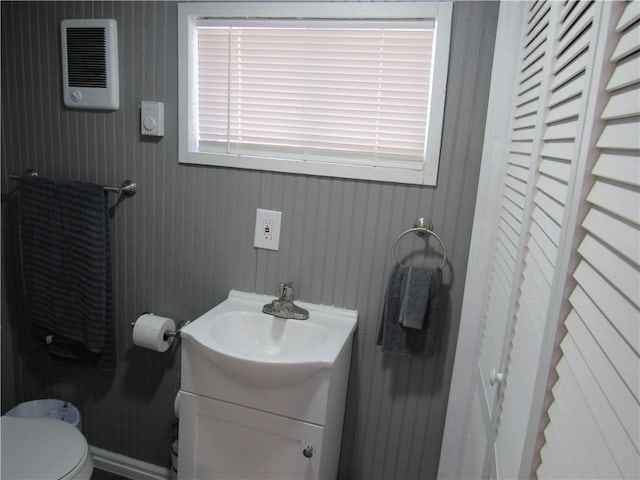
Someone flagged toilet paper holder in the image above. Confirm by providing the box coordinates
[163,320,192,340]
[131,313,191,341]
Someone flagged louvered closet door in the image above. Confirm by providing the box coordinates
[492,1,607,478]
[457,1,628,478]
[460,2,554,477]
[537,2,640,478]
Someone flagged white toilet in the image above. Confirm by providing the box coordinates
[1,416,94,479]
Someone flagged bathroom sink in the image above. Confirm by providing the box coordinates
[180,290,358,388]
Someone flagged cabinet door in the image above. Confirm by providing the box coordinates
[178,392,324,480]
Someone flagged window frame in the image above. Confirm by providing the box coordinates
[178,2,452,186]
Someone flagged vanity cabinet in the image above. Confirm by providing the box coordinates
[177,290,357,480]
[179,392,324,480]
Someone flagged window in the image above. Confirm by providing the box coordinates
[178,3,452,185]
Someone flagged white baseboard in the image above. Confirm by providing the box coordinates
[89,446,171,480]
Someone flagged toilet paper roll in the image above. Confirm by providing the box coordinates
[133,314,175,352]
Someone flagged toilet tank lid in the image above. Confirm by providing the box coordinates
[1,416,88,479]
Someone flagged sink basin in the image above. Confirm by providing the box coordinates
[208,311,329,358]
[180,290,358,388]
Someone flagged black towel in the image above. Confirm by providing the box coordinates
[19,175,116,370]
[376,265,443,357]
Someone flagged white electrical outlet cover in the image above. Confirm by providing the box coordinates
[254,209,282,250]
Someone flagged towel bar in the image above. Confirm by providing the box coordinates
[9,169,137,197]
[391,217,447,268]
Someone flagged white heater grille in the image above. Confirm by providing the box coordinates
[61,19,119,110]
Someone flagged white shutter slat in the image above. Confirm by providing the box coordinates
[538,158,571,182]
[512,127,535,142]
[502,198,525,229]
[596,121,640,151]
[569,285,640,407]
[504,184,527,210]
[616,0,640,31]
[501,208,522,240]
[508,152,532,168]
[573,260,640,355]
[493,254,514,293]
[550,47,587,90]
[509,139,534,156]
[611,21,640,62]
[516,84,544,112]
[592,151,640,187]
[536,173,567,204]
[560,334,639,479]
[550,358,624,479]
[545,383,601,477]
[518,68,544,98]
[531,205,561,246]
[540,140,574,161]
[543,118,578,140]
[514,100,540,120]
[582,208,640,265]
[513,113,537,131]
[497,228,518,262]
[607,51,640,91]
[601,87,640,120]
[554,360,623,478]
[507,163,529,183]
[565,312,640,451]
[526,235,554,284]
[521,53,547,86]
[553,22,592,74]
[586,180,640,224]
[533,189,564,225]
[521,257,552,320]
[529,220,558,266]
[559,0,591,36]
[556,2,594,58]
[526,11,551,53]
[544,95,580,124]
[538,423,573,479]
[505,174,528,198]
[547,71,585,107]
[523,33,547,70]
[577,234,639,307]
[529,2,551,33]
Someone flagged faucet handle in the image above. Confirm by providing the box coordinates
[279,281,294,300]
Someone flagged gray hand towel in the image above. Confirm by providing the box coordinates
[399,267,433,329]
[377,265,444,357]
[19,175,116,371]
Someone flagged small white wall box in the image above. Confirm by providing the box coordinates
[141,101,165,137]
[61,19,119,110]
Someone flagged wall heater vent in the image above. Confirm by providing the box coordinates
[61,19,119,110]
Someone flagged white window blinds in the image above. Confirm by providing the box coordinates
[196,24,434,168]
[178,3,452,185]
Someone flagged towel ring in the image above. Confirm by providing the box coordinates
[391,218,447,269]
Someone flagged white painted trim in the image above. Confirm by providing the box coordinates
[177,2,452,186]
[90,446,171,480]
[436,3,526,479]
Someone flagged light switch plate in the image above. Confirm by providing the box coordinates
[254,209,282,250]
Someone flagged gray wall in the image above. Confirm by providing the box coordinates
[0,1,498,478]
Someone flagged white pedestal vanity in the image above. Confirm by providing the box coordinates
[178,290,357,480]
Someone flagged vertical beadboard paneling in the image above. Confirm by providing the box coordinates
[0,1,498,476]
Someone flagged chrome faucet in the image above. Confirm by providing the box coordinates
[262,282,309,320]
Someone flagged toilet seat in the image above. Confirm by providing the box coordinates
[1,416,93,480]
